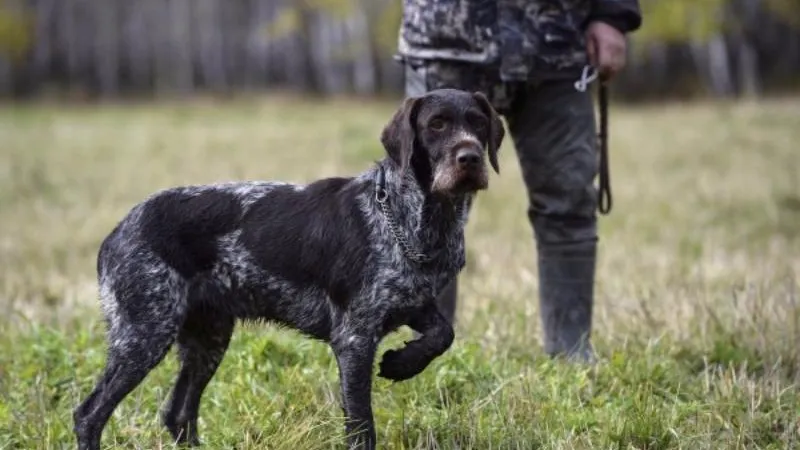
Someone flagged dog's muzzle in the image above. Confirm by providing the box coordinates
[449,139,488,192]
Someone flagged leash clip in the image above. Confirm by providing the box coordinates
[574,65,599,92]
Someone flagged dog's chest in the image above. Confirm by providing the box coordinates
[376,260,460,336]
[381,236,465,301]
[429,229,467,278]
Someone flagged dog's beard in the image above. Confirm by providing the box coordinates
[431,164,488,195]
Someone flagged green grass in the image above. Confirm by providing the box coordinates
[1,94,799,449]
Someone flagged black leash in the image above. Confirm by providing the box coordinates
[575,66,613,215]
[597,83,612,215]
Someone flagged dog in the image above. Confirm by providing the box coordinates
[72,88,505,450]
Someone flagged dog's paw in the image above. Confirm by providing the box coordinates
[377,349,421,382]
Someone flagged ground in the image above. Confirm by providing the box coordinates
[0,94,798,449]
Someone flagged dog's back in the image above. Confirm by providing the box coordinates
[96,178,375,341]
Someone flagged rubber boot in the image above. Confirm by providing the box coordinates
[537,240,597,363]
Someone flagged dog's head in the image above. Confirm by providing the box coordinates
[380,88,505,197]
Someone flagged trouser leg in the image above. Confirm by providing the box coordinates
[505,79,600,363]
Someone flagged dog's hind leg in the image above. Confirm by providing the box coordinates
[73,275,187,450]
[162,306,234,446]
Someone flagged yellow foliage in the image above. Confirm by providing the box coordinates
[0,0,33,61]
[636,0,800,44]
[301,0,355,18]
[764,0,800,28]
[262,7,301,41]
[262,0,357,41]
[636,0,728,43]
[373,1,402,53]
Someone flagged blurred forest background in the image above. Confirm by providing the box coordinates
[0,0,799,102]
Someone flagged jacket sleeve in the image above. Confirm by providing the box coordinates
[588,0,643,34]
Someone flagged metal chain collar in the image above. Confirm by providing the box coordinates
[375,167,466,266]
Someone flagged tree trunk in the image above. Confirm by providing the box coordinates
[30,0,57,93]
[351,4,376,95]
[94,0,119,96]
[194,0,226,91]
[123,0,152,92]
[736,36,760,98]
[707,34,734,97]
[169,0,194,95]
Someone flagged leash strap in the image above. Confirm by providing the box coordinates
[574,66,612,215]
[597,83,612,215]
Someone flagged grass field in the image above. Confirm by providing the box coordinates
[1,93,799,450]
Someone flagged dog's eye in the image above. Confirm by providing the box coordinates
[429,119,447,131]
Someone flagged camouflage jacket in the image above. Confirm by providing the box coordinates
[396,0,642,82]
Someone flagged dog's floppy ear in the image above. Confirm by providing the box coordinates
[472,91,505,174]
[380,96,421,177]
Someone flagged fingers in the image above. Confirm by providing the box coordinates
[586,34,598,68]
[586,22,628,83]
[597,37,624,82]
[606,39,627,80]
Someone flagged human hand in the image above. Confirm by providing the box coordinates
[585,21,627,83]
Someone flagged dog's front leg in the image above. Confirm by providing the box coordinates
[331,332,378,450]
[378,301,455,382]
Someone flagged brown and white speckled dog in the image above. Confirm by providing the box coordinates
[73,88,505,450]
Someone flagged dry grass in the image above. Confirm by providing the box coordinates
[1,94,799,449]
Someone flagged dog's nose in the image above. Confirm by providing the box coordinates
[456,148,482,168]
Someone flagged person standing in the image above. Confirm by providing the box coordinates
[395,0,642,362]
